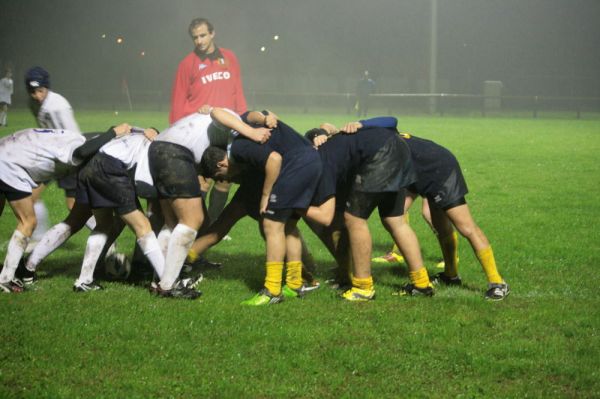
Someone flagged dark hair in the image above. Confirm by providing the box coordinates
[304,128,328,142]
[199,146,227,179]
[188,18,214,36]
[24,66,50,93]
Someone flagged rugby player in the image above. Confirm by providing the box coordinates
[136,109,270,299]
[200,108,322,305]
[25,66,82,246]
[0,124,131,292]
[352,116,509,300]
[305,121,433,301]
[72,127,167,292]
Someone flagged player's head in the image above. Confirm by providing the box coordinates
[188,18,215,54]
[200,146,229,181]
[25,66,50,102]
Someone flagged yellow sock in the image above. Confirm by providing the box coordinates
[476,246,503,284]
[264,261,284,296]
[187,248,199,263]
[409,267,431,289]
[441,231,459,277]
[285,261,303,290]
[351,276,374,291]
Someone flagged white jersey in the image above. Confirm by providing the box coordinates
[0,128,85,192]
[0,77,13,104]
[155,113,212,163]
[36,91,81,133]
[100,131,151,170]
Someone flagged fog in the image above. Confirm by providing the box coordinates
[1,0,599,111]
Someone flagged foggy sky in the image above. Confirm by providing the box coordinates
[1,0,599,103]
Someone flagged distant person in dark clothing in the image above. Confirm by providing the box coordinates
[355,70,375,117]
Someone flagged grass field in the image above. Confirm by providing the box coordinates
[1,109,600,398]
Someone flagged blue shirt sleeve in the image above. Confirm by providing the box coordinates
[358,116,397,129]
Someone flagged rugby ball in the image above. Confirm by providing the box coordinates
[104,252,131,280]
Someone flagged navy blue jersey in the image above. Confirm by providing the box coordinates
[312,127,401,205]
[231,118,311,169]
[231,118,321,212]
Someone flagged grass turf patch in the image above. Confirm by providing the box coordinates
[1,109,600,398]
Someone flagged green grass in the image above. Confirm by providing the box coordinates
[1,109,600,398]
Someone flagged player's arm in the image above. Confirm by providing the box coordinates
[358,116,398,129]
[260,151,282,214]
[339,116,398,134]
[211,107,271,143]
[305,127,332,148]
[245,110,278,129]
[73,124,131,162]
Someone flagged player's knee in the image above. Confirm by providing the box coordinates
[20,215,38,237]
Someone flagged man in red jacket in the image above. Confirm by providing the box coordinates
[170,18,247,124]
[169,17,247,234]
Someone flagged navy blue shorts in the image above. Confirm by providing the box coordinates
[0,178,30,202]
[264,147,322,222]
[353,135,416,193]
[148,141,202,199]
[76,153,140,215]
[57,173,78,198]
[409,160,468,211]
[345,189,406,219]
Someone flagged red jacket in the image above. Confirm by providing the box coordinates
[169,48,247,124]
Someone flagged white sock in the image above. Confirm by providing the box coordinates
[0,230,29,283]
[26,222,72,272]
[85,215,97,230]
[32,200,50,242]
[137,232,164,278]
[157,225,172,258]
[75,231,108,285]
[159,224,197,290]
[0,110,6,125]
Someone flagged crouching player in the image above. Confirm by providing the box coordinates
[355,116,509,300]
[200,108,322,305]
[72,126,168,292]
[0,125,130,292]
[305,121,432,301]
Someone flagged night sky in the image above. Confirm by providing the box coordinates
[1,0,599,103]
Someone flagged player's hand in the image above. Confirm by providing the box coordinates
[198,104,213,114]
[320,122,339,135]
[259,194,269,215]
[264,111,278,128]
[113,123,132,137]
[251,127,272,144]
[313,134,329,148]
[340,121,362,134]
[143,128,159,141]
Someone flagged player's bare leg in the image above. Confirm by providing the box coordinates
[382,214,433,296]
[428,206,460,282]
[442,204,507,297]
[261,218,286,296]
[0,196,36,288]
[341,212,375,300]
